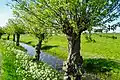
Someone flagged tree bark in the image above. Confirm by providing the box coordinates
[35,39,42,61]
[7,34,10,40]
[16,33,20,46]
[13,34,15,42]
[64,33,83,80]
[88,30,92,41]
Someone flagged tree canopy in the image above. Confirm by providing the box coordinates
[9,0,120,79]
[10,0,120,32]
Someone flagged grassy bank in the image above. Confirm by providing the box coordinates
[2,33,120,79]
[0,40,23,80]
[0,40,63,80]
[19,33,120,80]
[19,33,120,60]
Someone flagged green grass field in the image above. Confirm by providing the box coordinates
[19,33,120,60]
[1,33,120,79]
[19,33,120,80]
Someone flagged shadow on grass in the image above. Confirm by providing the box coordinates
[20,41,58,50]
[24,42,59,49]
[2,38,6,40]
[83,58,120,73]
[25,41,32,44]
[2,38,13,40]
[20,41,36,47]
[21,41,32,45]
[41,45,59,50]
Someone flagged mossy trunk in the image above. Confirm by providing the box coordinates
[35,40,42,61]
[7,34,10,40]
[64,33,83,80]
[16,33,20,46]
[13,34,15,42]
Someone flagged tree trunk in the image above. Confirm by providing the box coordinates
[13,34,15,42]
[16,33,20,46]
[64,33,83,80]
[35,39,42,61]
[7,34,10,40]
[88,30,92,41]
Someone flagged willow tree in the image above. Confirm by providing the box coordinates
[9,2,53,61]
[21,14,52,61]
[3,26,12,40]
[6,18,25,46]
[10,0,120,79]
[109,22,120,32]
[6,19,16,41]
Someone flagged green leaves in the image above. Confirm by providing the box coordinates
[0,28,4,34]
[5,18,25,35]
[9,0,120,35]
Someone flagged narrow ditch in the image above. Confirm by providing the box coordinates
[20,43,63,71]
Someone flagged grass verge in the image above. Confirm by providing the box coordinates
[19,33,120,80]
[0,40,63,80]
[2,33,120,80]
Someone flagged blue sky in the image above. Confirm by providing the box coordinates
[0,0,120,32]
[0,0,13,27]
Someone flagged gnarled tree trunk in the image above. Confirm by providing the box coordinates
[13,34,15,42]
[35,39,42,61]
[16,33,20,46]
[35,33,45,61]
[64,33,83,80]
